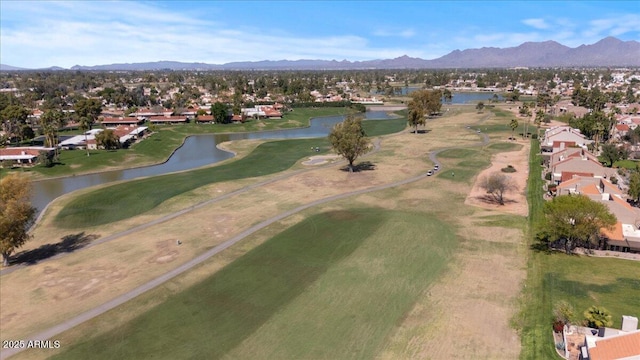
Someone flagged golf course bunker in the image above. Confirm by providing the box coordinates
[302,154,341,166]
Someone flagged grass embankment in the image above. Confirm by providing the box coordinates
[53,118,406,228]
[518,140,640,359]
[48,208,457,359]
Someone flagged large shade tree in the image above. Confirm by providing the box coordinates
[328,115,370,172]
[211,102,229,124]
[0,173,37,266]
[542,195,616,254]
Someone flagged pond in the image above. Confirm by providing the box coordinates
[32,111,394,214]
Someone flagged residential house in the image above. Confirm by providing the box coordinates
[101,117,145,127]
[541,125,593,152]
[111,125,148,147]
[551,155,614,184]
[59,129,103,149]
[148,116,188,124]
[195,115,215,123]
[556,176,640,253]
[0,146,55,166]
[581,316,640,360]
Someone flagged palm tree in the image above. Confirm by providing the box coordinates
[509,119,519,140]
[78,116,91,156]
[583,305,612,329]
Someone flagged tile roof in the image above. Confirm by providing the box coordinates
[588,330,640,360]
[601,222,625,241]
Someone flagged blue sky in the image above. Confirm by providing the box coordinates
[1,1,639,69]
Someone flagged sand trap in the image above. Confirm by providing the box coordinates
[302,154,342,166]
[465,140,530,216]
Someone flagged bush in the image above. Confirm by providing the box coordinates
[501,165,517,173]
[610,176,618,185]
[531,133,538,139]
[583,305,612,329]
[545,172,552,181]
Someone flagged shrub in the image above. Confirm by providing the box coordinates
[583,305,612,328]
[501,165,517,173]
[553,300,575,325]
[531,133,538,139]
[610,176,618,185]
[545,172,552,181]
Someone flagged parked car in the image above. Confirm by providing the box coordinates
[427,170,433,176]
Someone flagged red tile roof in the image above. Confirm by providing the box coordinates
[195,115,214,122]
[589,331,640,360]
[149,116,187,123]
[561,171,594,183]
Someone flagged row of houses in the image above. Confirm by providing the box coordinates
[542,125,640,253]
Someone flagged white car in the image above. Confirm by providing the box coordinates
[427,170,433,176]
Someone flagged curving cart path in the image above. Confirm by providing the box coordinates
[1,124,490,360]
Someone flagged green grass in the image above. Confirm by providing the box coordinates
[518,140,640,359]
[488,142,523,151]
[51,208,458,359]
[362,117,407,136]
[437,148,477,158]
[542,254,640,329]
[613,159,640,170]
[54,117,406,229]
[54,138,328,228]
[436,167,477,182]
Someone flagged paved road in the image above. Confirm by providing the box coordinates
[1,125,489,360]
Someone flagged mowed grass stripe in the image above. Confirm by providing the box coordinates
[54,119,406,229]
[50,208,457,359]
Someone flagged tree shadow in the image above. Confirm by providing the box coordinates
[475,194,517,206]
[410,129,431,134]
[340,161,376,172]
[11,232,99,265]
[530,242,554,253]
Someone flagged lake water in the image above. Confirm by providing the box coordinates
[32,111,393,214]
[371,89,503,103]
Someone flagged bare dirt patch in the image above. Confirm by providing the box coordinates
[465,140,530,216]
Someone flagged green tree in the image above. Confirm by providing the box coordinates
[328,115,371,172]
[600,143,627,167]
[628,172,640,204]
[78,116,92,156]
[442,89,453,103]
[509,119,519,140]
[0,173,37,266]
[408,89,442,118]
[542,195,616,254]
[475,101,485,113]
[407,100,425,133]
[534,109,545,126]
[583,305,612,329]
[39,110,65,158]
[95,129,120,150]
[211,102,229,124]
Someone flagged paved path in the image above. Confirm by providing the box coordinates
[1,125,489,360]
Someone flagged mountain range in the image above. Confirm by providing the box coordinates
[2,37,639,71]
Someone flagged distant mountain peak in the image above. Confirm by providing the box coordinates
[2,37,638,71]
